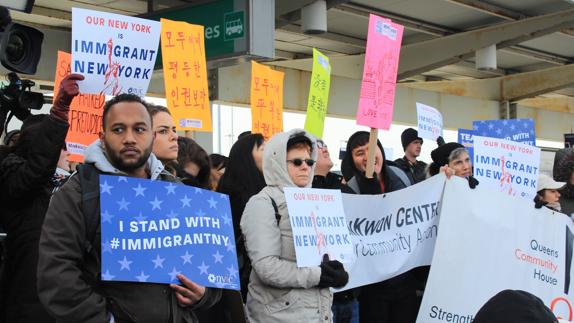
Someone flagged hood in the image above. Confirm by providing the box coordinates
[84,139,165,180]
[263,129,317,191]
[553,148,574,182]
[342,131,385,179]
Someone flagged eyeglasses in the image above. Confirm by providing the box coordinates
[287,158,316,167]
[316,140,327,149]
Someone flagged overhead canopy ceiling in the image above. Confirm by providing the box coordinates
[8,0,574,102]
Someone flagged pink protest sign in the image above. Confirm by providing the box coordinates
[356,14,404,130]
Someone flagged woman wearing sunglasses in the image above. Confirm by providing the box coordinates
[240,129,349,322]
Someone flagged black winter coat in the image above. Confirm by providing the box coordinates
[0,116,68,323]
[394,157,427,185]
[341,166,420,323]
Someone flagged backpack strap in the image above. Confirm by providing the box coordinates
[388,165,412,188]
[270,197,281,226]
[346,177,360,194]
[77,163,100,257]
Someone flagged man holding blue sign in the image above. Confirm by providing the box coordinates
[38,94,220,323]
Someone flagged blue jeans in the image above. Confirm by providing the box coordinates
[332,299,359,323]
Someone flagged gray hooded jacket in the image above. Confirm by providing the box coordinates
[240,129,333,323]
[38,140,220,323]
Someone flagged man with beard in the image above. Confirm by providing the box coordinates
[37,94,220,323]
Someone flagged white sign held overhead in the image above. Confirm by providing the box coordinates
[416,102,443,140]
[72,8,161,96]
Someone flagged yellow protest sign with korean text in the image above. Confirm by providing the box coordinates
[161,18,212,131]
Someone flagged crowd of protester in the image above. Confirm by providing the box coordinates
[0,72,570,323]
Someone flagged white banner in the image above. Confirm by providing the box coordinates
[416,102,443,140]
[473,135,540,200]
[285,188,354,267]
[418,177,574,323]
[336,174,446,291]
[72,8,161,96]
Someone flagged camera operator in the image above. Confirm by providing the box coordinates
[0,73,83,323]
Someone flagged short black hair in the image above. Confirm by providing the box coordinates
[287,133,313,153]
[102,93,150,129]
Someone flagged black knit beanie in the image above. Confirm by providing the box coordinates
[473,290,557,323]
[401,128,423,151]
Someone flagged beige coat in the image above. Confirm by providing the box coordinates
[240,129,333,323]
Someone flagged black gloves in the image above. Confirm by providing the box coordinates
[468,176,479,189]
[318,254,349,288]
[356,172,382,195]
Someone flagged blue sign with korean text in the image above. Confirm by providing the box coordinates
[99,175,239,290]
[472,119,535,146]
[458,128,475,164]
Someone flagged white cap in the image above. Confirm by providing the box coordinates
[537,174,565,192]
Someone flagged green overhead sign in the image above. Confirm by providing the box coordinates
[146,0,247,63]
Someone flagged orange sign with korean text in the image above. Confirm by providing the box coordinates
[250,61,284,140]
[54,51,105,163]
[160,18,212,131]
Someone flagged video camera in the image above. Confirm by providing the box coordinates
[0,72,44,135]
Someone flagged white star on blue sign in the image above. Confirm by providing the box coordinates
[132,184,146,197]
[152,254,165,269]
[102,210,114,223]
[165,183,177,195]
[227,265,238,278]
[222,213,232,226]
[118,256,133,271]
[180,195,191,207]
[166,210,178,219]
[181,251,193,265]
[149,196,163,210]
[102,240,113,254]
[213,251,224,264]
[117,198,130,211]
[134,213,147,222]
[198,262,209,275]
[102,269,115,280]
[100,181,113,194]
[207,197,217,209]
[168,267,181,282]
[136,271,150,282]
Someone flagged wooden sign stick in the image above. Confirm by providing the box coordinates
[365,128,379,178]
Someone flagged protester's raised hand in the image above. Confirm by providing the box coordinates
[440,165,455,179]
[356,171,382,195]
[51,74,85,121]
[170,274,206,307]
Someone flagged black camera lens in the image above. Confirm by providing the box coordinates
[6,30,27,64]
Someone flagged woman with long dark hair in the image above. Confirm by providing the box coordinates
[176,137,212,189]
[216,133,266,299]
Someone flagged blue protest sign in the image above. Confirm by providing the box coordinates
[472,119,535,146]
[99,175,239,290]
[458,128,475,164]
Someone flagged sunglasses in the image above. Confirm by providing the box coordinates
[316,140,327,149]
[287,158,316,167]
